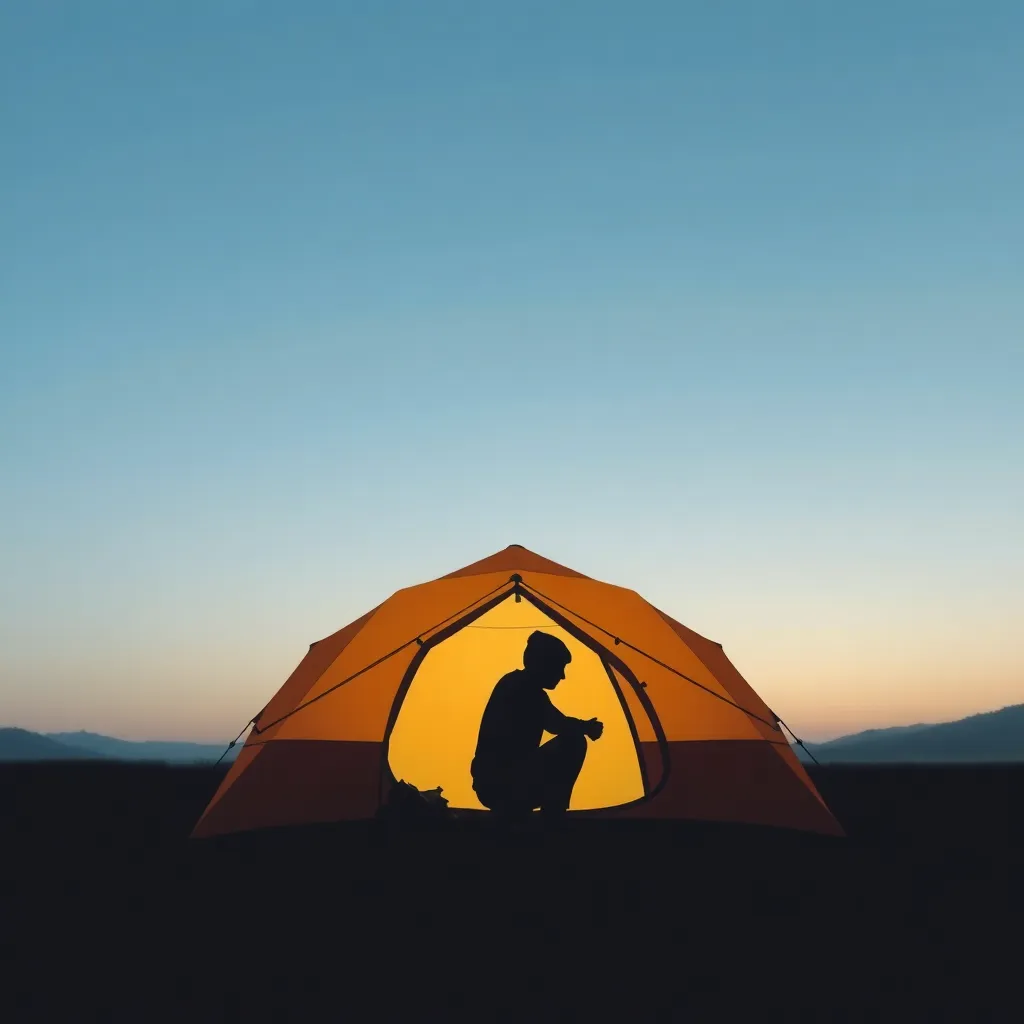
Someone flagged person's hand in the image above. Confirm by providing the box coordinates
[584,718,604,740]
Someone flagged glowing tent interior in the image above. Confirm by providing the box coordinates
[193,545,842,837]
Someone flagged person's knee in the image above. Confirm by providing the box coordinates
[564,729,587,761]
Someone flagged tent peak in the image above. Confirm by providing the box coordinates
[442,545,590,580]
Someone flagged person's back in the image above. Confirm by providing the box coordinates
[471,669,554,785]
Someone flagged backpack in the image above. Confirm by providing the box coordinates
[379,779,453,823]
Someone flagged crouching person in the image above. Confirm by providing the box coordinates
[470,631,603,821]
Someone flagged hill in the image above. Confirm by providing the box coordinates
[0,728,105,761]
[0,728,237,763]
[799,703,1024,763]
[46,731,236,763]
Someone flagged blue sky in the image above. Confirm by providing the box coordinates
[2,2,1021,742]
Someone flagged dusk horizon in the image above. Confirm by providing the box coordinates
[7,694,1023,748]
[3,538,1020,747]
[3,4,1021,748]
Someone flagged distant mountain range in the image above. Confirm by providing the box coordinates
[795,703,1024,763]
[0,728,238,763]
[2,704,1022,765]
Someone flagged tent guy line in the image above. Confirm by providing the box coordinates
[250,579,513,733]
[216,571,800,765]
[778,719,821,766]
[518,578,821,764]
[516,578,786,733]
[215,577,516,763]
[466,624,561,629]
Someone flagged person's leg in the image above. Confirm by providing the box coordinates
[475,778,537,825]
[536,730,587,815]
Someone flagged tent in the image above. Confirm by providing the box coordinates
[193,545,842,837]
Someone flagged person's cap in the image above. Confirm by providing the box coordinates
[524,630,571,667]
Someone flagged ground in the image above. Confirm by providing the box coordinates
[1,762,1017,1021]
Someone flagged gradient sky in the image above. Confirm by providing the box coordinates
[2,2,1021,744]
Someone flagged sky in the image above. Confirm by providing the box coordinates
[1,1,1021,744]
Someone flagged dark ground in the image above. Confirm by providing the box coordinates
[1,763,1018,1022]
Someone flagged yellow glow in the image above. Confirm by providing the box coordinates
[387,598,645,810]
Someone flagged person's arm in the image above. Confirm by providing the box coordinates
[541,692,585,736]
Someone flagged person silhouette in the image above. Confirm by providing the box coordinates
[471,630,604,821]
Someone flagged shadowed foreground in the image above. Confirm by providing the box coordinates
[1,763,1017,1020]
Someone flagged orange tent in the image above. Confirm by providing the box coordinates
[193,545,841,837]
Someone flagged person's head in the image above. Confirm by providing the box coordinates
[522,630,571,689]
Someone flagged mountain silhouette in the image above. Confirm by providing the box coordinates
[0,728,238,763]
[797,703,1024,763]
[46,731,237,763]
[0,728,106,761]
[5,705,1021,766]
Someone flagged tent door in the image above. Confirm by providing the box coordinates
[383,588,668,811]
